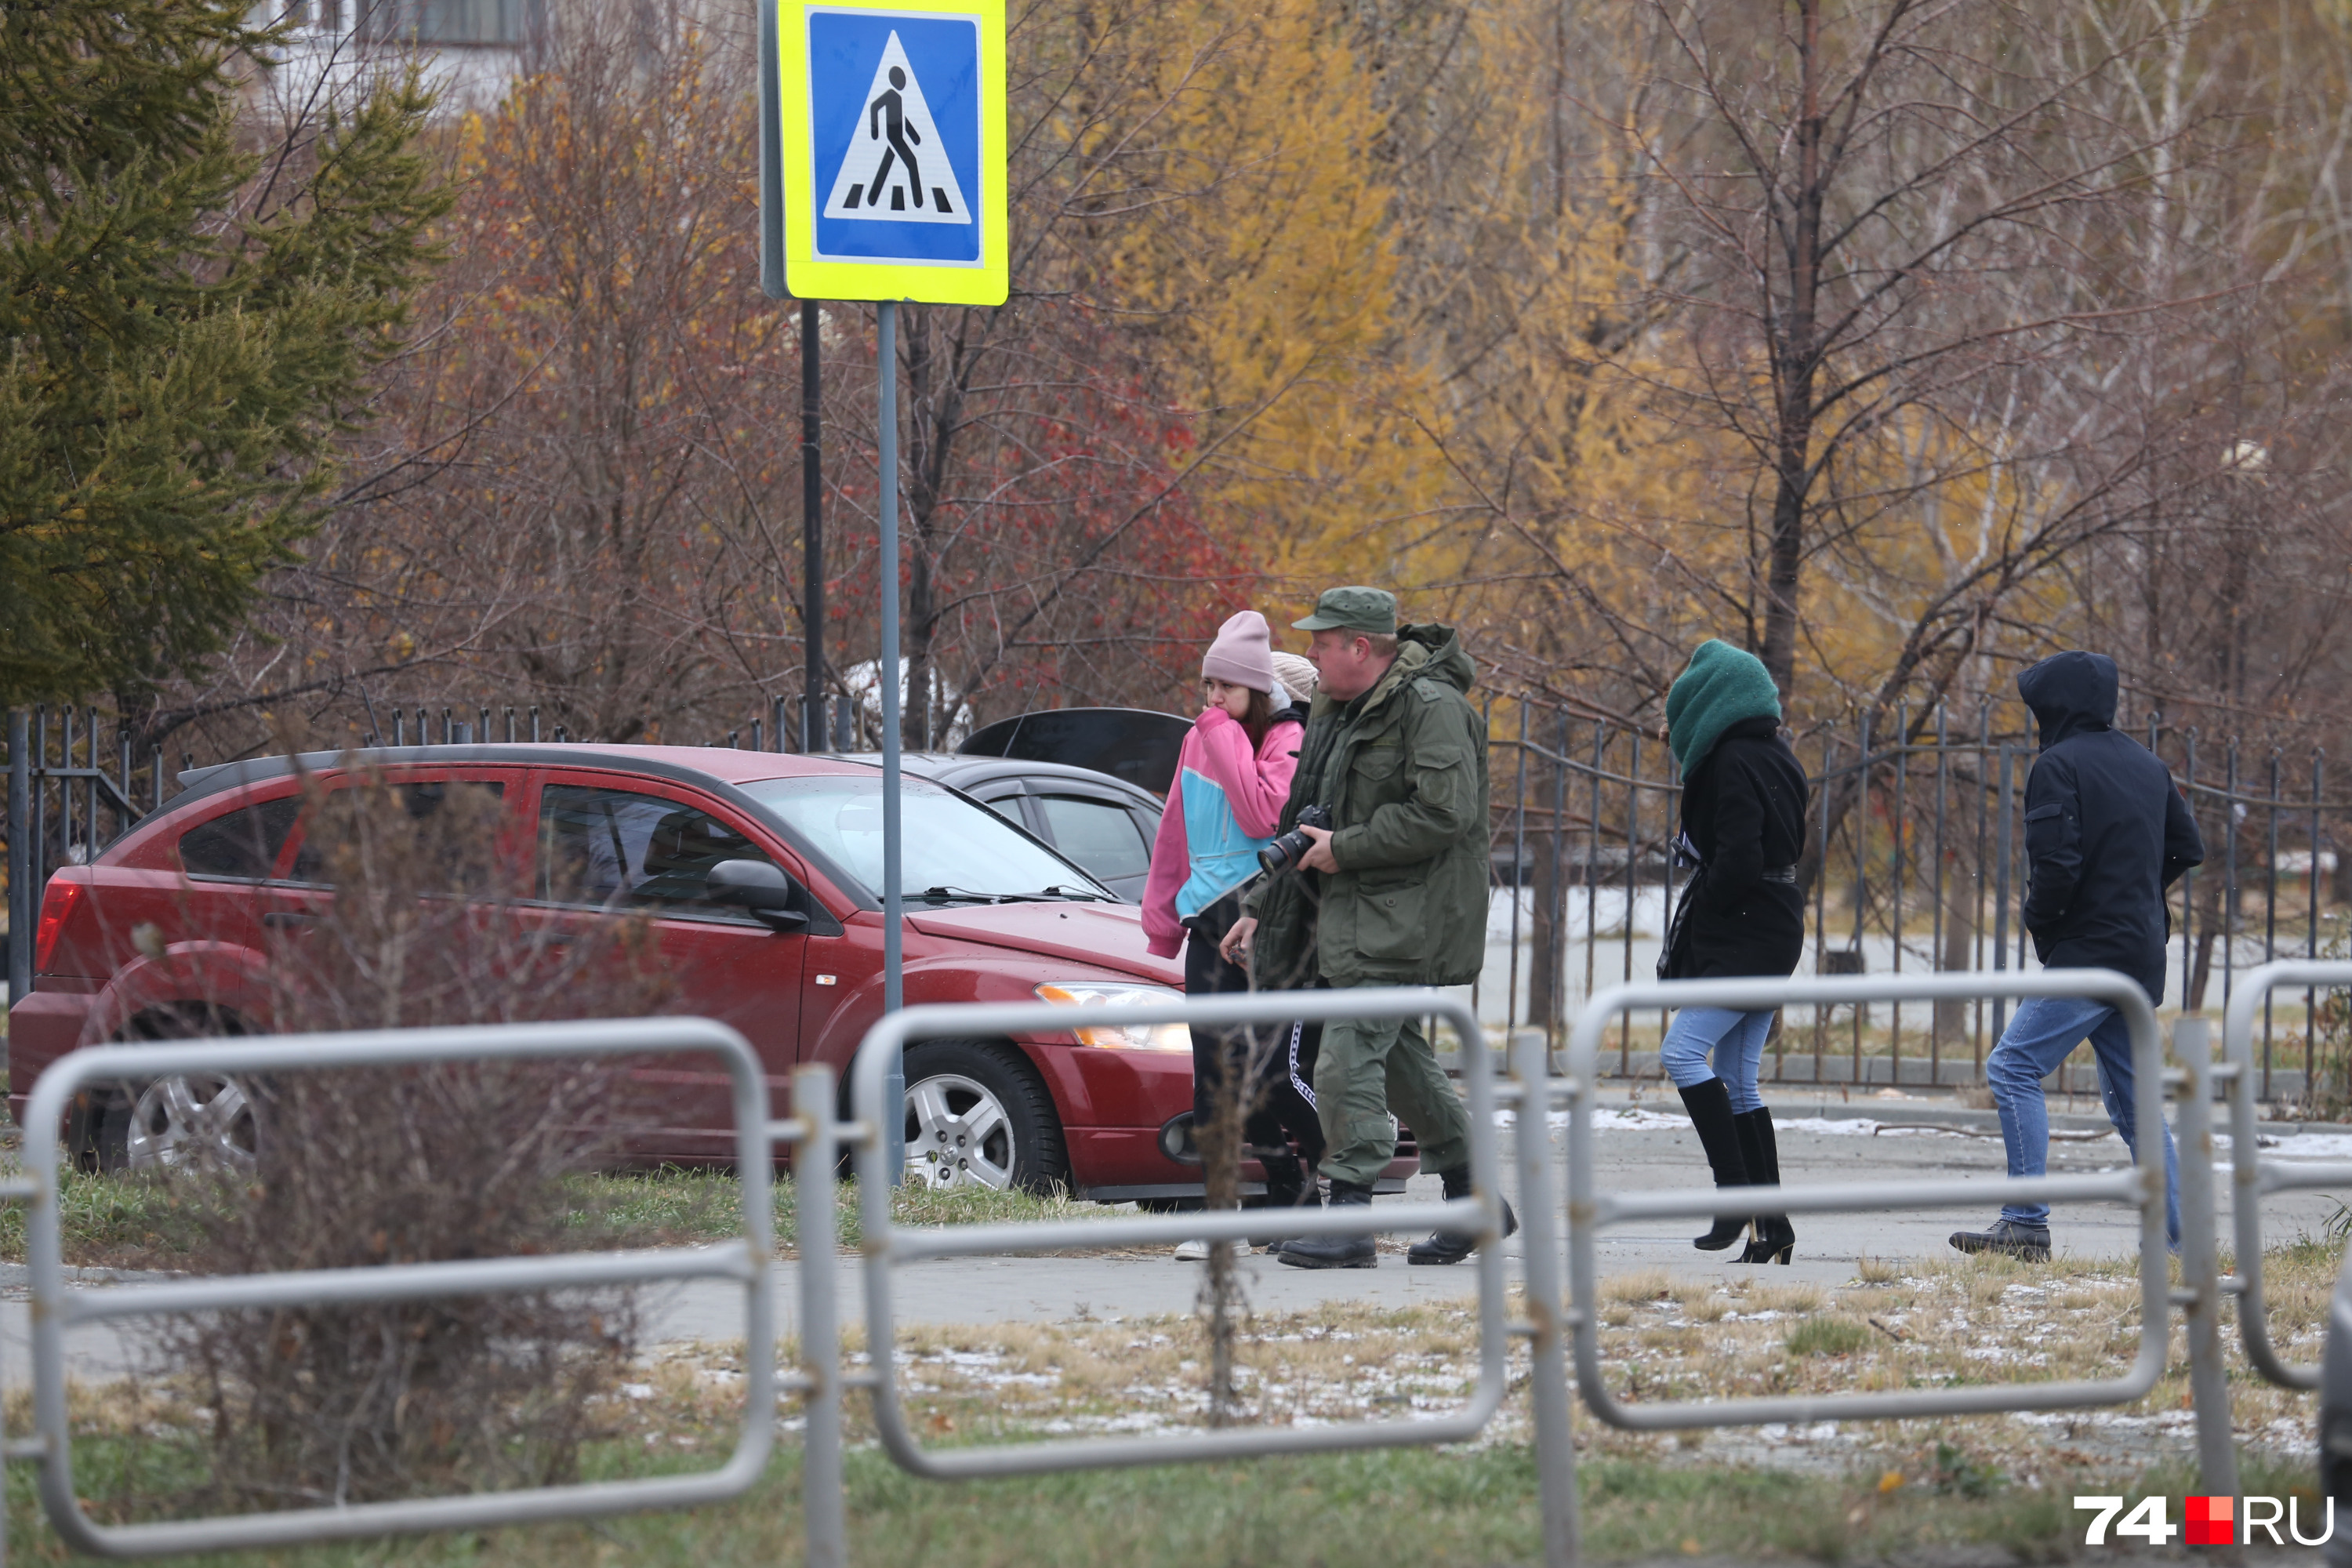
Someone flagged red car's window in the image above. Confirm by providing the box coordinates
[285,780,508,889]
[178,795,302,880]
[537,784,781,924]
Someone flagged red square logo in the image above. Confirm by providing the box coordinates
[2185,1496,2234,1546]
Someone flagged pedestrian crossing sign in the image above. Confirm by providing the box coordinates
[771,2,1007,304]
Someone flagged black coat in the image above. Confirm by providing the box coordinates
[1664,716,1809,980]
[2017,652,2203,1003]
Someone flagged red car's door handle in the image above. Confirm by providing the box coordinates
[260,911,315,929]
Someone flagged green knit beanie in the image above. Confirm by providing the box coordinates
[1665,640,1782,775]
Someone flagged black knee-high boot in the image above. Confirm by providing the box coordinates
[1676,1079,1751,1250]
[1733,1107,1794,1264]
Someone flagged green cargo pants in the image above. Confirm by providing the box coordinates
[1312,1007,1472,1188]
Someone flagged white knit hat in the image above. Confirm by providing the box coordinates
[1269,652,1318,705]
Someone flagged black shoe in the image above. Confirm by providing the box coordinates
[1733,1108,1793,1265]
[1949,1220,2051,1261]
[1278,1179,1377,1269]
[1739,1218,1795,1265]
[1407,1164,1519,1265]
[1252,1153,1320,1250]
[1677,1079,1752,1250]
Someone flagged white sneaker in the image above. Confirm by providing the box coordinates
[1174,1238,1250,1261]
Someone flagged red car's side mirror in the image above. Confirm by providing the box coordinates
[708,858,811,935]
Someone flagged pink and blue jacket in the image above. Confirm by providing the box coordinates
[1142,707,1304,958]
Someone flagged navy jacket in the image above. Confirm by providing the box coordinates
[2016,652,2204,1003]
[1664,717,1809,980]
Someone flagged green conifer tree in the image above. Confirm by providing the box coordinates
[0,0,448,712]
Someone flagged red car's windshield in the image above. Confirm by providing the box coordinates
[742,774,1114,903]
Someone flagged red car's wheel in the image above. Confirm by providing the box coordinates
[901,1040,1069,1196]
[69,1005,263,1176]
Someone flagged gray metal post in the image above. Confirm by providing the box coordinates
[9,710,28,1008]
[1815,734,1832,1077]
[2183,730,2201,1006]
[1508,704,1527,1032]
[1515,1029,1577,1567]
[1853,711,1871,1080]
[1546,706,1570,1055]
[803,298,826,753]
[1991,746,2013,1036]
[2171,1017,2241,1498]
[877,299,906,1181]
[795,1064,848,1568]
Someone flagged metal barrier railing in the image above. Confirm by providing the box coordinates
[2222,960,2352,1391]
[841,988,1518,1487]
[1540,971,2223,1483]
[14,969,2350,1566]
[10,1018,782,1559]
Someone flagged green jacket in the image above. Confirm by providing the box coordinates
[1247,623,1490,988]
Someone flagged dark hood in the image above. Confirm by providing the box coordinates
[2017,651,2118,750]
[1398,622,1475,695]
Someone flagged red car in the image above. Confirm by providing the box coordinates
[8,745,1412,1200]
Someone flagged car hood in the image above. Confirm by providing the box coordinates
[905,902,1180,985]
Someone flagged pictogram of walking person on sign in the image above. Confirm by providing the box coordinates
[822,31,972,227]
[866,67,928,211]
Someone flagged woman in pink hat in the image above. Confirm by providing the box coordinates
[1142,610,1320,1259]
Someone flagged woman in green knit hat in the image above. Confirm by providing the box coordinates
[1658,640,1809,1264]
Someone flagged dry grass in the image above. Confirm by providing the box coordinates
[21,1240,2345,1563]
[1599,1267,1670,1304]
[717,1239,2340,1479]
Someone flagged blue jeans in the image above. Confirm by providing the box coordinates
[1660,1007,1775,1113]
[1986,995,2180,1247]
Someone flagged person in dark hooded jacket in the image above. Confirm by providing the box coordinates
[1657,641,1809,1265]
[1949,651,2202,1261]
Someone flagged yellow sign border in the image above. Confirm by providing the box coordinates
[776,0,1007,304]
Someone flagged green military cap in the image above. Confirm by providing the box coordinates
[1292,586,1397,635]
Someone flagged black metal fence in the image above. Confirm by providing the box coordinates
[0,695,873,1003]
[1482,701,2351,1102]
[7,694,2349,1103]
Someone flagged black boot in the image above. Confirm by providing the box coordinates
[1277,1178,1377,1269]
[1253,1152,1320,1249]
[1733,1107,1794,1264]
[1677,1079,1752,1250]
[1407,1164,1519,1265]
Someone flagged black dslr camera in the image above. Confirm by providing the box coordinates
[1258,804,1334,875]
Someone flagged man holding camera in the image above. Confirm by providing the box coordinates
[1221,586,1507,1269]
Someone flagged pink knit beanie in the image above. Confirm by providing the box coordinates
[1201,611,1275,693]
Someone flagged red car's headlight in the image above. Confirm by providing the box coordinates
[1034,982,1191,1051]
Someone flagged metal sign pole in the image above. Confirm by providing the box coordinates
[878,299,906,1181]
[802,299,825,750]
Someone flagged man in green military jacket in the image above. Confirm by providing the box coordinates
[1220,586,1514,1269]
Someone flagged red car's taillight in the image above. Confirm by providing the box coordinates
[33,878,83,974]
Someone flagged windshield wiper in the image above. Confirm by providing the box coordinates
[916,885,1000,904]
[914,885,1104,906]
